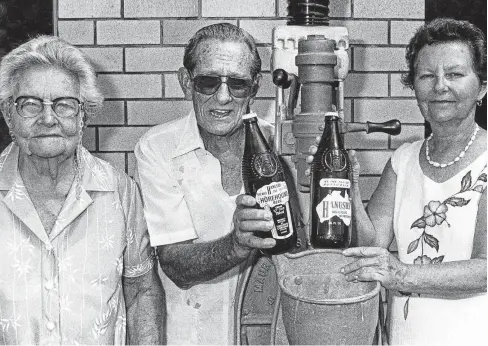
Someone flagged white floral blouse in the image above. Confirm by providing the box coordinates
[0,144,155,345]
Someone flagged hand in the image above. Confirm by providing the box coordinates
[303,134,361,184]
[231,194,277,257]
[340,247,408,291]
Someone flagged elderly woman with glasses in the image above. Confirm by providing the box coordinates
[134,23,301,345]
[0,36,164,345]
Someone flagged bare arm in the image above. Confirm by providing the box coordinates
[124,263,165,345]
[344,154,486,296]
[349,152,396,248]
[158,194,275,289]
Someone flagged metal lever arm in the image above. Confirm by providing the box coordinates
[272,69,300,119]
[342,119,401,135]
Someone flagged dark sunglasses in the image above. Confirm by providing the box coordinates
[191,75,255,98]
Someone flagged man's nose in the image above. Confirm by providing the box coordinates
[214,81,233,104]
[434,75,449,93]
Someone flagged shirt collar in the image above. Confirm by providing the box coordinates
[0,143,114,192]
[171,109,205,159]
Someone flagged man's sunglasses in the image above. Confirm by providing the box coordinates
[191,75,255,98]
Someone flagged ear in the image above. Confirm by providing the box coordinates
[248,73,262,105]
[178,67,193,101]
[0,101,13,128]
[478,81,487,101]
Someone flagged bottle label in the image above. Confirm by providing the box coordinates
[322,149,348,172]
[319,178,351,189]
[253,153,278,177]
[255,182,293,239]
[315,190,351,226]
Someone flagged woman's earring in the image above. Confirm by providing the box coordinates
[9,130,16,144]
[477,99,483,106]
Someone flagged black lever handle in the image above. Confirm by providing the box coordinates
[272,69,292,89]
[367,120,401,135]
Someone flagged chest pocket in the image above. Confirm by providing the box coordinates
[171,150,235,242]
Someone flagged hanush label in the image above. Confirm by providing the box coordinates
[255,181,294,239]
[315,190,351,226]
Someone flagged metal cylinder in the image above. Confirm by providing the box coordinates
[296,36,336,114]
[293,35,337,192]
[287,0,330,26]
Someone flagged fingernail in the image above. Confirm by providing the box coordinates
[267,221,275,229]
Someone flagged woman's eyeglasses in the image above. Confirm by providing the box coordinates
[14,96,83,118]
[191,75,255,98]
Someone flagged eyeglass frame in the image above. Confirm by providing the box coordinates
[12,96,84,119]
[189,73,258,98]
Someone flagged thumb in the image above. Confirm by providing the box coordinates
[348,150,360,184]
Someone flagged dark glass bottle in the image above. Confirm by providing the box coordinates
[310,113,352,248]
[241,113,297,255]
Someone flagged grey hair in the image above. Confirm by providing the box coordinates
[183,23,261,78]
[0,35,103,116]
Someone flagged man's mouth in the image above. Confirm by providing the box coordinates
[34,134,62,138]
[210,110,232,118]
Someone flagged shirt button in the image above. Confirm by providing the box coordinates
[46,321,55,331]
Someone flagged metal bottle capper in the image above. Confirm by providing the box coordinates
[310,111,352,249]
[242,113,297,255]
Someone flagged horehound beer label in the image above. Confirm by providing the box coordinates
[255,181,293,239]
[316,190,351,226]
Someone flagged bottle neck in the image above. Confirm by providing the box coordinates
[323,116,344,149]
[244,118,271,153]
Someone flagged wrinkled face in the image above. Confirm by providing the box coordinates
[414,41,486,125]
[7,66,82,159]
[189,40,258,137]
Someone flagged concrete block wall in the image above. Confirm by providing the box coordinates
[56,0,426,200]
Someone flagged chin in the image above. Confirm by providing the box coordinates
[28,140,73,158]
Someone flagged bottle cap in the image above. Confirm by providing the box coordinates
[325,111,339,117]
[242,112,258,120]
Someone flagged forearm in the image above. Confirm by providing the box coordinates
[158,232,250,289]
[351,184,377,246]
[124,266,165,345]
[401,258,487,296]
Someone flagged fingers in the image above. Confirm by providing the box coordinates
[237,233,276,249]
[340,257,380,275]
[343,267,384,283]
[342,246,386,257]
[233,196,277,250]
[304,141,320,177]
[235,194,257,208]
[348,150,360,183]
[238,207,272,221]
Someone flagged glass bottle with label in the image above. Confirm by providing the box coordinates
[310,112,352,248]
[242,113,297,255]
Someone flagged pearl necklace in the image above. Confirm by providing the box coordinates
[425,124,479,168]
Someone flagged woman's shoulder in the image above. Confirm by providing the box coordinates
[391,140,423,174]
[82,147,137,190]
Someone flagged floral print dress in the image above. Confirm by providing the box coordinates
[387,140,487,345]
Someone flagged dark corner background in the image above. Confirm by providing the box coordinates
[0,0,53,153]
[425,0,487,135]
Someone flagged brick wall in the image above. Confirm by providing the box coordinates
[56,0,425,200]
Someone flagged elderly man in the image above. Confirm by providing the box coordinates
[135,23,293,344]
